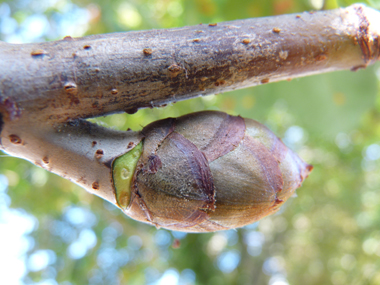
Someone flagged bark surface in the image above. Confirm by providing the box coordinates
[0,5,379,123]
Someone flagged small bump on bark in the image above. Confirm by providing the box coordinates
[31,49,48,57]
[95,149,104,159]
[92,181,100,190]
[143,48,153,55]
[64,82,78,96]
[9,134,22,144]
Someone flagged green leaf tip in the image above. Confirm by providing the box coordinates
[112,142,143,209]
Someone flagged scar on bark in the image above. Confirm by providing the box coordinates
[355,5,380,65]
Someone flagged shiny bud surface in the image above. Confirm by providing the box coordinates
[113,111,312,232]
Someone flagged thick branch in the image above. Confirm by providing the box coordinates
[0,4,379,124]
[1,119,141,203]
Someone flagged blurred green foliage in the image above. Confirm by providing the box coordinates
[1,0,380,284]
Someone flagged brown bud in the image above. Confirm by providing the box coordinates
[117,111,312,232]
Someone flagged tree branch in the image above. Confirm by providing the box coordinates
[2,119,141,203]
[0,5,379,229]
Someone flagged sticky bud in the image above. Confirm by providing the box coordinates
[113,111,312,232]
